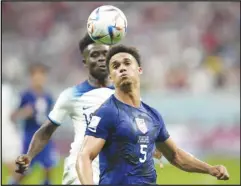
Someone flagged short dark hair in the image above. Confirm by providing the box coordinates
[106,45,141,71]
[79,33,95,54]
[29,63,49,74]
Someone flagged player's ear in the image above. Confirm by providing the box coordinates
[138,67,143,75]
[82,59,88,67]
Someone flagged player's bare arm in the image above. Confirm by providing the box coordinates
[155,138,229,180]
[76,135,106,184]
[15,120,58,174]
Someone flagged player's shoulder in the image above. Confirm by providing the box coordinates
[20,89,34,99]
[95,95,118,115]
[43,89,54,99]
[58,86,75,98]
[142,102,163,121]
[72,80,114,97]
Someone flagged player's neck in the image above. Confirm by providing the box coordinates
[115,87,141,108]
[88,75,112,88]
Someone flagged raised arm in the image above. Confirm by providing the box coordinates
[76,136,105,184]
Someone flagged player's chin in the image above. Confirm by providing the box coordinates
[94,70,108,79]
[119,79,132,92]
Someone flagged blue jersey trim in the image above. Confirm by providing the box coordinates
[48,116,61,126]
[73,80,114,97]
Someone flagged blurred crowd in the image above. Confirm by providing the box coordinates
[2,2,240,94]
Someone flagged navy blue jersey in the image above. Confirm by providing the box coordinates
[86,95,170,185]
[19,89,53,136]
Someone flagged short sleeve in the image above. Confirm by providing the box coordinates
[85,105,115,140]
[155,112,170,142]
[48,88,72,125]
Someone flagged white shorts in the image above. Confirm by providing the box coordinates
[62,157,99,185]
[2,124,21,163]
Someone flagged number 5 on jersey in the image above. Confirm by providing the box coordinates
[139,144,147,163]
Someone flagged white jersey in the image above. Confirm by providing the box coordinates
[48,80,114,185]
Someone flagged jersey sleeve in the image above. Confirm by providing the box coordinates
[85,105,116,140]
[155,111,170,142]
[48,88,72,126]
[19,92,30,108]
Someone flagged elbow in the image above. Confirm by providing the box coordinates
[169,150,179,165]
[171,149,191,172]
[170,149,183,166]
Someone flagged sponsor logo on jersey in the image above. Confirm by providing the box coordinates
[83,106,92,110]
[138,136,149,144]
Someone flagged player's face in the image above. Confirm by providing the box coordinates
[109,52,142,89]
[31,68,47,87]
[84,44,110,80]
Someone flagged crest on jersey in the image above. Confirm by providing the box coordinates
[135,118,147,134]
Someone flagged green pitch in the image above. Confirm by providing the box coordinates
[1,156,240,184]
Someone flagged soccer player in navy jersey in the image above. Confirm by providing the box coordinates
[76,45,230,185]
[14,34,163,185]
[11,63,58,185]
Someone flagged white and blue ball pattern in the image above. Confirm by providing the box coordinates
[87,5,127,45]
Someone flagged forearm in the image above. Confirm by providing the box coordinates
[27,121,57,159]
[76,152,94,184]
[171,148,212,174]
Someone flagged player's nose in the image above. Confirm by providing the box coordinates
[98,54,106,62]
[119,67,127,73]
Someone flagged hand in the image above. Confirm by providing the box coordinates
[209,165,229,180]
[15,154,32,174]
[153,149,164,168]
[11,104,33,122]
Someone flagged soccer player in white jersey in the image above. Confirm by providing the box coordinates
[15,34,163,184]
[15,34,114,185]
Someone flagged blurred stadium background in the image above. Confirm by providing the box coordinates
[1,1,240,185]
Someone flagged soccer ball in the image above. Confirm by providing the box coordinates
[87,5,127,45]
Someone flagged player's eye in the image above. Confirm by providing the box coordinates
[102,51,108,56]
[91,52,99,57]
[112,63,119,69]
[124,60,131,66]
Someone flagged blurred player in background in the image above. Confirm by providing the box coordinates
[11,63,58,185]
[2,82,22,184]
[77,45,229,184]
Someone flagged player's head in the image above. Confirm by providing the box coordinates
[79,33,110,81]
[29,63,49,88]
[106,45,142,92]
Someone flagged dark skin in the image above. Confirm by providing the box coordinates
[76,52,229,184]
